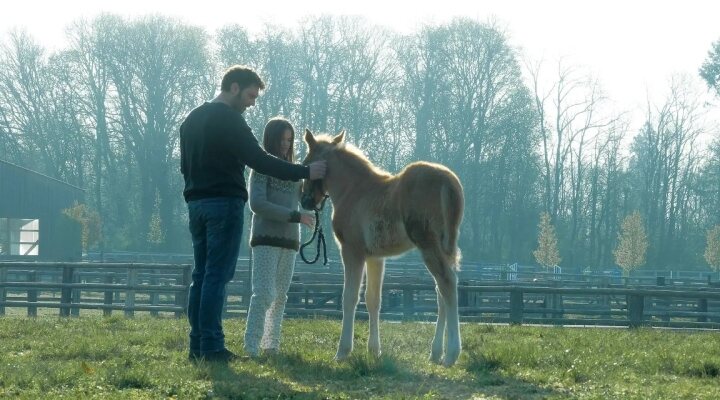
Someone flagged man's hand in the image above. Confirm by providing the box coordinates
[308,160,327,180]
[300,213,316,229]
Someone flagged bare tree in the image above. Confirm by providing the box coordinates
[295,16,343,134]
[629,75,705,267]
[63,16,119,255]
[527,57,618,267]
[397,19,539,260]
[101,15,213,249]
[586,119,628,267]
[0,30,87,183]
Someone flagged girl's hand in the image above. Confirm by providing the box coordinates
[300,213,315,229]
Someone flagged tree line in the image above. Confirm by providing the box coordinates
[0,14,718,270]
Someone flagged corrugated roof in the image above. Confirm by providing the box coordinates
[0,159,85,192]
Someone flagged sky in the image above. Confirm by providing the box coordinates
[1,0,719,133]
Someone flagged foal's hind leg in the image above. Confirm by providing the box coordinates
[430,286,446,364]
[336,248,365,361]
[421,247,461,367]
[365,257,385,358]
[437,270,460,367]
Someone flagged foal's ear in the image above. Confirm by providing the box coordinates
[304,128,317,147]
[332,130,346,144]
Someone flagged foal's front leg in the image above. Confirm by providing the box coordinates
[365,257,385,358]
[335,249,365,361]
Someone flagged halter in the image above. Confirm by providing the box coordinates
[299,193,330,265]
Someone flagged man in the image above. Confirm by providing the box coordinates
[180,65,326,362]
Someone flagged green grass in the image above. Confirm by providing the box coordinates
[1,316,719,399]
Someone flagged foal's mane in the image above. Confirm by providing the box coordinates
[314,134,392,179]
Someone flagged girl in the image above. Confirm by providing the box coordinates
[243,117,314,356]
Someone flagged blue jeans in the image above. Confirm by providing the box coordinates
[187,197,245,354]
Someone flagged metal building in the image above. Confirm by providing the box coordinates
[0,160,84,260]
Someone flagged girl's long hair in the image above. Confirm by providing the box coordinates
[263,116,295,162]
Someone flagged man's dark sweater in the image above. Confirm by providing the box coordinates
[180,102,309,202]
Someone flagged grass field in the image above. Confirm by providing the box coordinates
[1,316,719,399]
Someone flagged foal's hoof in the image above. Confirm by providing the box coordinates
[368,345,382,358]
[442,352,460,367]
[429,352,443,365]
[370,350,382,359]
[442,359,457,367]
[334,350,351,361]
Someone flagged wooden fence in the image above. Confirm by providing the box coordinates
[1,261,720,329]
[0,262,192,317]
[81,252,720,287]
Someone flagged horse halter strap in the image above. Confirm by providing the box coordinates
[300,194,330,265]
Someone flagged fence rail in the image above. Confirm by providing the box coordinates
[2,262,720,329]
[0,262,192,318]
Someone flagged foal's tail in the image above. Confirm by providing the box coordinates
[440,179,464,270]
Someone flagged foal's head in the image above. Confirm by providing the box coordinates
[300,129,345,210]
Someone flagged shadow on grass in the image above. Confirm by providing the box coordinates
[461,347,565,399]
[250,349,563,400]
[189,359,309,399]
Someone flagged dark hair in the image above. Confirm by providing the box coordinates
[220,65,265,92]
[263,117,295,162]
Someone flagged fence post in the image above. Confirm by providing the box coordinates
[510,289,523,325]
[27,270,37,317]
[288,276,301,305]
[60,266,74,317]
[555,290,564,321]
[104,274,114,316]
[657,277,669,323]
[71,270,81,317]
[125,267,137,318]
[0,266,6,315]
[403,288,415,319]
[114,272,121,303]
[627,294,645,328]
[697,298,708,323]
[601,276,611,319]
[336,288,342,311]
[552,280,564,321]
[175,265,192,318]
[150,269,159,317]
[458,281,468,308]
[304,285,309,309]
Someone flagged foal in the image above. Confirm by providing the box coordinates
[301,130,464,367]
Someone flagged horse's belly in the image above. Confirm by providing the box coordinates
[363,219,413,256]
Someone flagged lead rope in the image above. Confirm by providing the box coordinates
[299,195,329,265]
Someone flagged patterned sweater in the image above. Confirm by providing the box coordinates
[248,170,302,251]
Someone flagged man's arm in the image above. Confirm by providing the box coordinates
[231,116,310,181]
[243,143,309,181]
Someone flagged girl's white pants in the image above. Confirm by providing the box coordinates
[243,246,296,354]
